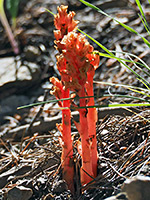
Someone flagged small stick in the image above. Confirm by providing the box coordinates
[20,90,49,151]
[25,90,49,135]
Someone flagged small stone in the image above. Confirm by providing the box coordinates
[0,56,42,123]
[52,180,68,194]
[24,45,41,62]
[122,175,150,200]
[0,57,41,99]
[104,192,128,200]
[7,185,33,200]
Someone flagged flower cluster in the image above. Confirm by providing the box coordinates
[54,5,78,41]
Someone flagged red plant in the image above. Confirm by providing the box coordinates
[60,32,97,185]
[50,77,74,193]
[86,53,100,177]
[50,6,79,192]
[50,5,100,189]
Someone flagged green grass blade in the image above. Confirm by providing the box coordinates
[79,0,150,48]
[110,50,150,72]
[135,0,145,18]
[124,53,150,77]
[18,92,150,110]
[102,94,150,103]
[135,0,150,33]
[127,87,150,98]
[95,51,144,65]
[138,14,150,35]
[137,78,150,91]
[116,58,150,84]
[0,0,4,14]
[17,97,73,109]
[78,28,114,56]
[0,0,19,54]
[94,51,150,77]
[45,8,55,16]
[18,95,96,109]
[75,103,150,109]
[103,103,150,108]
[79,29,150,86]
[94,80,150,93]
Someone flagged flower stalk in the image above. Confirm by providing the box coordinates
[50,77,74,193]
[86,53,100,177]
[50,6,79,192]
[78,87,94,185]
[61,88,74,193]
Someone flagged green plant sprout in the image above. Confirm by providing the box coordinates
[6,0,20,29]
[0,0,19,54]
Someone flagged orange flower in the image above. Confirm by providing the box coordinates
[87,51,100,70]
[54,5,79,41]
[59,32,94,90]
[50,77,63,107]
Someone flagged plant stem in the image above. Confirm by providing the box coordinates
[86,72,98,178]
[79,87,93,185]
[61,88,74,193]
[0,0,19,54]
